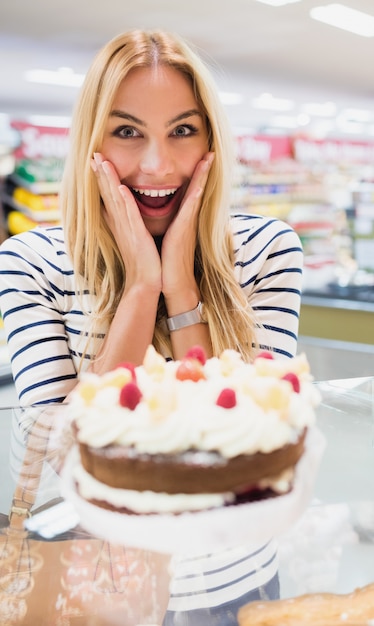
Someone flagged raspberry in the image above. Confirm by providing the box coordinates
[282,372,300,393]
[176,360,206,382]
[115,361,137,381]
[184,345,207,365]
[119,382,142,409]
[216,388,237,409]
[255,351,274,360]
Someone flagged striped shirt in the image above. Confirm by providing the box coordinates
[0,214,302,406]
[0,213,303,612]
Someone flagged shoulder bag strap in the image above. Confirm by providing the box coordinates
[9,413,52,530]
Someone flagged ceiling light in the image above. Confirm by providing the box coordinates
[252,92,294,111]
[255,0,302,6]
[25,67,85,87]
[310,3,374,37]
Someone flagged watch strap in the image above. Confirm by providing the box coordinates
[166,301,205,332]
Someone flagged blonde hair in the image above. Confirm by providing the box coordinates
[60,29,256,362]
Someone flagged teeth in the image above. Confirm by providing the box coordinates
[133,188,177,197]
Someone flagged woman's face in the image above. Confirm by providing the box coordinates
[101,65,210,236]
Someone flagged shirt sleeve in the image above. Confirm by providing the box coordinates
[0,227,80,405]
[231,214,303,358]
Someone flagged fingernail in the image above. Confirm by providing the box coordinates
[90,158,97,172]
[93,152,103,165]
[102,161,111,174]
[202,153,214,171]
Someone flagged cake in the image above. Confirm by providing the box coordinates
[70,345,320,515]
[237,583,374,625]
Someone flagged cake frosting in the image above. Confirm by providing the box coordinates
[71,345,320,514]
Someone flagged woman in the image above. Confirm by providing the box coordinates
[0,29,303,625]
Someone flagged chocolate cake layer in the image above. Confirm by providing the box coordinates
[78,428,306,495]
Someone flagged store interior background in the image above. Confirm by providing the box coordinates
[0,0,373,383]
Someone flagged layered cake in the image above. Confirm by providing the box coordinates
[71,345,320,515]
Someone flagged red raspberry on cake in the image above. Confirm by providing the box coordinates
[184,345,207,365]
[119,381,142,410]
[282,372,300,393]
[216,388,237,409]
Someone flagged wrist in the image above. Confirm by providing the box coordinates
[164,286,200,316]
[123,282,161,301]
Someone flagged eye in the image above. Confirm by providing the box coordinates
[171,124,198,137]
[112,126,142,139]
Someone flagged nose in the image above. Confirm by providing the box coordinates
[139,140,173,176]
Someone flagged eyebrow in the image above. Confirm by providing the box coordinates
[109,108,203,127]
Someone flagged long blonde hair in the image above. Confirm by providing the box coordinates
[60,29,256,362]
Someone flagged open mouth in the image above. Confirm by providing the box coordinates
[131,187,178,209]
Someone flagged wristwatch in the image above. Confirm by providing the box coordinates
[166,301,206,332]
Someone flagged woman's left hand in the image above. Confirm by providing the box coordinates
[161,152,214,308]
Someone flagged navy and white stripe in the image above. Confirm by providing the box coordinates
[168,539,279,611]
[0,226,92,405]
[232,213,303,358]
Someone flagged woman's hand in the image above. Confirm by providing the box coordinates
[91,152,162,294]
[89,153,162,369]
[161,152,214,312]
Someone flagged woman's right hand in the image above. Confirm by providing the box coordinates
[91,152,162,295]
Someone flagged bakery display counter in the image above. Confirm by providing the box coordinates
[279,377,374,600]
[0,376,373,624]
[300,285,374,345]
